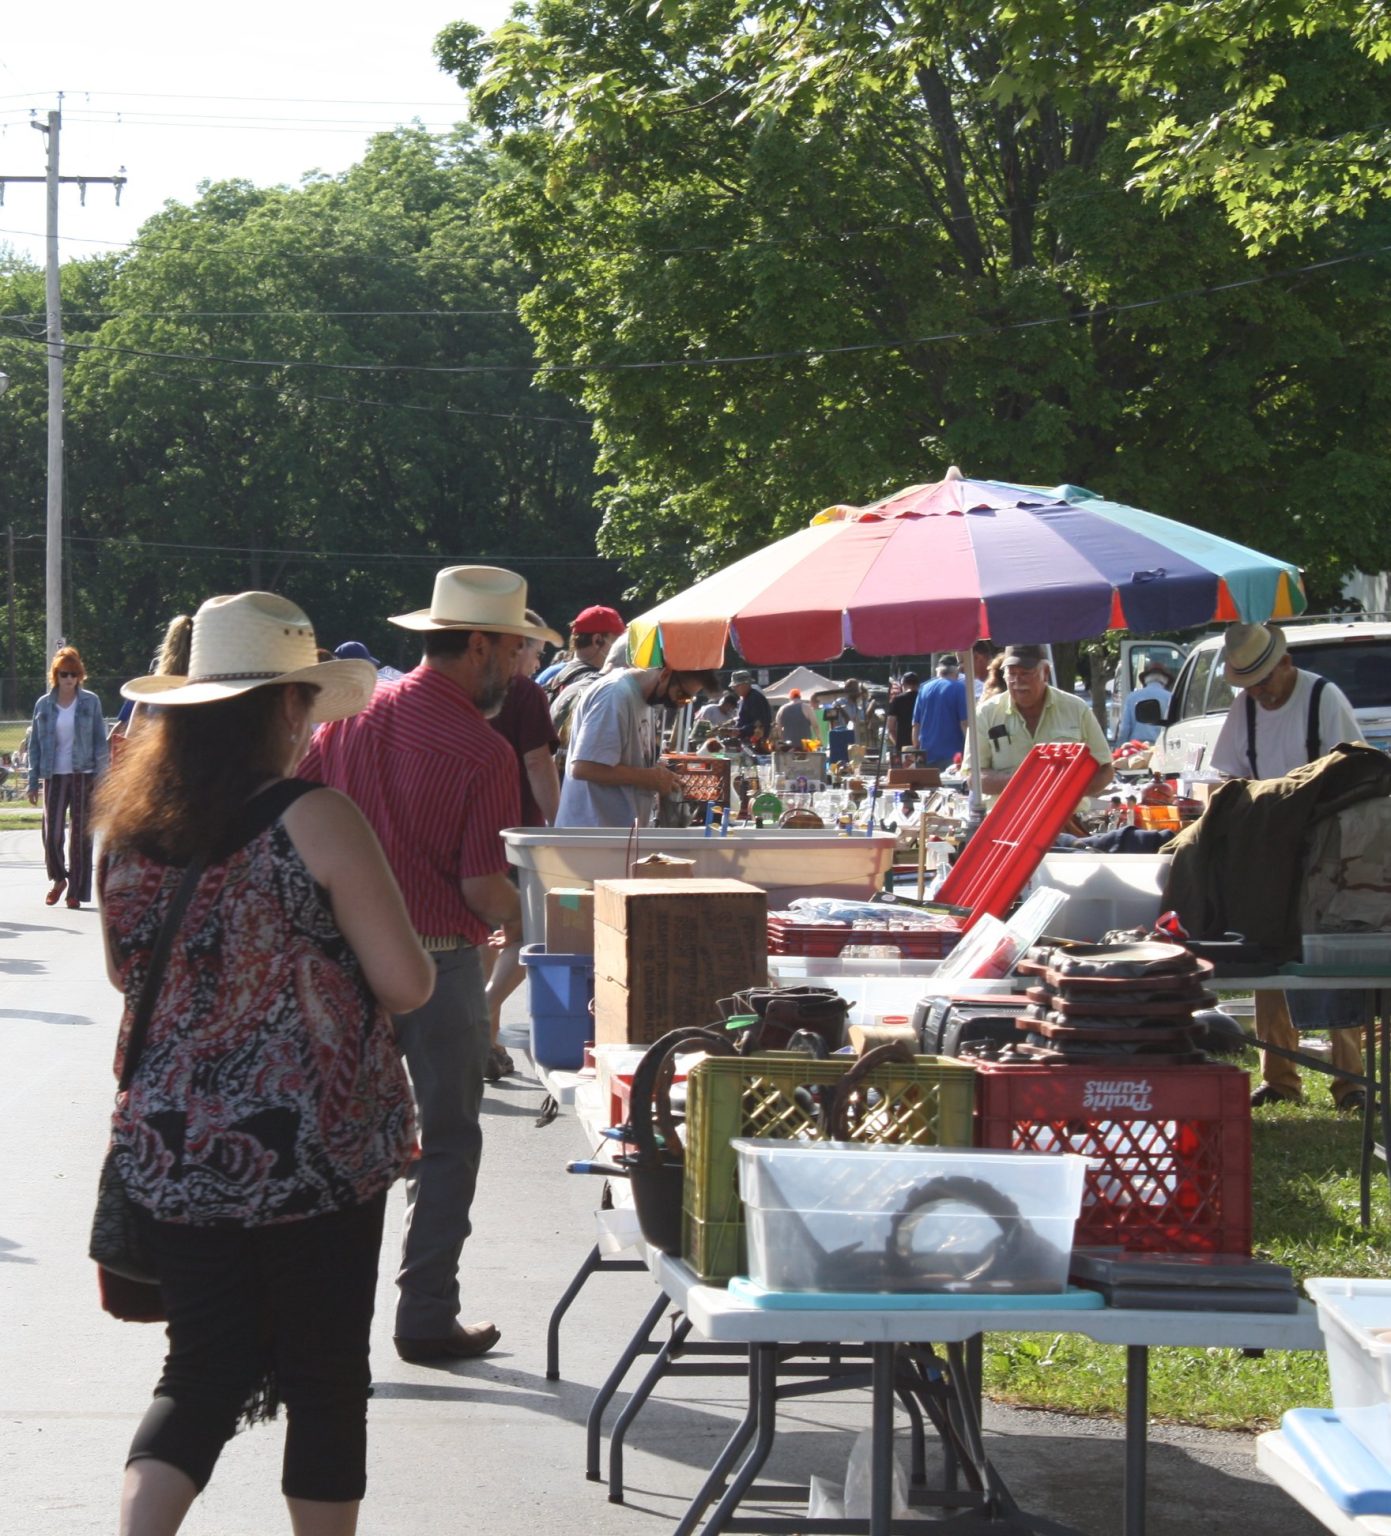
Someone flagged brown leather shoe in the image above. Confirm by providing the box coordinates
[66,897,81,909]
[44,880,66,906]
[393,1321,500,1363]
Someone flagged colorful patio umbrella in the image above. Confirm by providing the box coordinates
[628,468,1307,670]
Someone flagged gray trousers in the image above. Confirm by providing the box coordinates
[393,943,490,1339]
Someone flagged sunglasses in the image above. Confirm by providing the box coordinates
[57,671,79,679]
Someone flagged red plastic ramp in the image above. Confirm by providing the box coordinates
[936,741,1093,929]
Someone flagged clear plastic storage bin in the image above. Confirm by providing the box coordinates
[1301,934,1391,970]
[733,1140,1088,1295]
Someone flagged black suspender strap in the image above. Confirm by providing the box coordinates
[1246,672,1328,779]
[1306,675,1327,765]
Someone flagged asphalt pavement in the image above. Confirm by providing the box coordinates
[0,824,1322,1535]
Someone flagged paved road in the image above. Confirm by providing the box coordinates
[0,826,1321,1534]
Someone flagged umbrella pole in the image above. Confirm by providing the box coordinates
[964,682,985,823]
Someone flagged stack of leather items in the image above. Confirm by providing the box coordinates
[999,941,1218,1065]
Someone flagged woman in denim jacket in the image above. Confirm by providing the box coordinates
[27,645,109,908]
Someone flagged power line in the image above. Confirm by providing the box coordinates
[0,306,522,320]
[3,240,1385,381]
[0,90,470,107]
[11,530,613,564]
[0,339,595,428]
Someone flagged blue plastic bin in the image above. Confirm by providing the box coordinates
[520,943,595,1070]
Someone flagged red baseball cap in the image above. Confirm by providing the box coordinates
[571,604,626,635]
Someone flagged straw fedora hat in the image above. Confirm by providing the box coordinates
[122,592,377,721]
[390,566,563,644]
[1223,622,1288,687]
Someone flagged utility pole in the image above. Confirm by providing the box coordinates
[1,108,125,663]
[6,526,15,716]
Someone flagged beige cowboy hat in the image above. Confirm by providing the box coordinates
[121,592,377,721]
[1223,622,1288,687]
[389,565,563,644]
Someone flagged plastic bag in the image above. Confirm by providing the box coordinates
[843,1428,912,1519]
[805,1430,913,1521]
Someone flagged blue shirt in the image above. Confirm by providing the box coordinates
[534,661,565,688]
[912,675,967,764]
[1118,680,1172,745]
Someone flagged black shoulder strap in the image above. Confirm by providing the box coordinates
[117,858,204,1093]
[1245,692,1258,778]
[1305,675,1327,764]
[218,778,319,858]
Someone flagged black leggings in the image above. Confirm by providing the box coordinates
[128,1193,386,1502]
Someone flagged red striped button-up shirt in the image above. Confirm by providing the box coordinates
[300,664,519,946]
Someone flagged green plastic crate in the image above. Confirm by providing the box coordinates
[681,1052,977,1282]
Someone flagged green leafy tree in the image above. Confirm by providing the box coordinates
[443,0,1391,608]
[0,128,606,698]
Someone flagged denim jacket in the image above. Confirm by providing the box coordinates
[28,687,109,793]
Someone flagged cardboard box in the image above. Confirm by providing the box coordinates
[886,767,942,789]
[544,888,594,956]
[593,878,768,1045]
[629,853,696,880]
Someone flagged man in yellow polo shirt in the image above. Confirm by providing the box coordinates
[962,643,1114,798]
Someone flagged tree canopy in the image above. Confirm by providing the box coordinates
[441,0,1391,609]
[0,128,608,708]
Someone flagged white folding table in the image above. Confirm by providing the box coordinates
[651,1252,1324,1536]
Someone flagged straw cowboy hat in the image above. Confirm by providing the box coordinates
[1223,622,1288,687]
[121,592,377,721]
[389,566,563,645]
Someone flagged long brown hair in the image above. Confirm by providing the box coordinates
[154,615,192,676]
[95,684,311,863]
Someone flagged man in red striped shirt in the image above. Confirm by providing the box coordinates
[302,566,561,1364]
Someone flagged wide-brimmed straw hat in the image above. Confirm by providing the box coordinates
[1223,622,1287,687]
[122,592,377,721]
[390,566,563,645]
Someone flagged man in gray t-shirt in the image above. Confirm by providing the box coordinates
[557,665,721,827]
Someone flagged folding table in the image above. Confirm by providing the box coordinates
[651,1252,1324,1536]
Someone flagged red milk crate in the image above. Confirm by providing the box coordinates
[974,1061,1251,1255]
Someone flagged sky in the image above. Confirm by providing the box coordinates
[0,0,509,269]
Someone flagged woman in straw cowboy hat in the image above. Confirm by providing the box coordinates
[94,592,434,1536]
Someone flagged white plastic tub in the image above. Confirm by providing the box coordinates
[1024,852,1171,942]
[1305,1277,1391,1463]
[734,1140,1088,1294]
[504,827,897,945]
[767,955,1017,1029]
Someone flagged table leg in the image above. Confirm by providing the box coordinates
[671,1347,762,1536]
[545,1241,646,1380]
[585,1290,670,1481]
[1369,1007,1381,1222]
[700,1343,780,1536]
[1124,1344,1149,1536]
[608,1315,693,1503]
[870,1342,897,1536]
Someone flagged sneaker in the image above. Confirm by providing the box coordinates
[1337,1089,1368,1115]
[1250,1084,1301,1109]
[484,1044,515,1083]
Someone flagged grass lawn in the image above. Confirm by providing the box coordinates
[0,720,28,754]
[984,1054,1390,1429]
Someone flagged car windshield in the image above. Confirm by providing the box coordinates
[1292,639,1391,710]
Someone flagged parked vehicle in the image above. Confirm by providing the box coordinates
[1107,637,1191,742]
[1146,619,1391,775]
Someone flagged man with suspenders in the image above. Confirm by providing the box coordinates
[1211,623,1367,1111]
